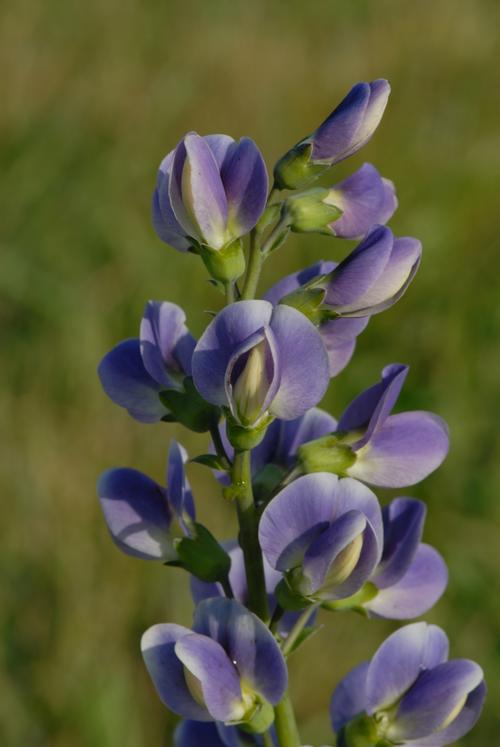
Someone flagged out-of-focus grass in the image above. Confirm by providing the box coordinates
[1,0,499,744]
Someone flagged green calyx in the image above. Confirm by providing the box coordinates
[343,714,392,747]
[160,377,219,433]
[273,142,329,191]
[280,286,326,324]
[200,238,246,282]
[226,412,274,452]
[284,187,342,234]
[322,582,378,614]
[238,699,275,734]
[298,434,357,475]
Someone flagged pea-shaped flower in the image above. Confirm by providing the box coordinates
[192,301,330,442]
[274,80,390,190]
[298,363,449,488]
[153,132,268,281]
[285,164,397,240]
[331,623,486,747]
[326,497,448,620]
[98,300,195,423]
[141,598,287,733]
[97,439,194,561]
[259,474,383,603]
[265,262,369,377]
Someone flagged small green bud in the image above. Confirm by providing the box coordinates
[273,143,329,191]
[284,187,342,235]
[298,434,356,475]
[200,238,246,283]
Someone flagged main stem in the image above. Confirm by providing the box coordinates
[231,450,269,620]
[274,692,301,747]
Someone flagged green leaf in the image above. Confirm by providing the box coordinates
[167,522,231,583]
[191,453,230,471]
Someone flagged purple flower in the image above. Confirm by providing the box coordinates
[97,439,194,561]
[153,132,268,252]
[274,80,390,190]
[141,598,287,731]
[265,263,369,377]
[298,364,449,488]
[258,474,383,602]
[323,225,422,317]
[325,163,397,239]
[191,542,316,637]
[98,301,195,423]
[192,301,330,429]
[331,622,486,747]
[326,497,448,620]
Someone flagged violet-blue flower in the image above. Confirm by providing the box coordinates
[265,262,369,377]
[153,132,268,254]
[175,719,264,747]
[274,80,390,190]
[325,497,448,619]
[192,300,330,438]
[97,439,194,561]
[259,474,383,603]
[98,300,195,423]
[141,598,287,732]
[331,622,486,747]
[298,363,449,488]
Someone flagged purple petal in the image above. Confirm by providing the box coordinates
[221,137,268,236]
[348,411,450,488]
[152,187,192,252]
[389,659,484,741]
[167,439,195,526]
[375,497,426,588]
[366,622,434,712]
[175,721,228,747]
[168,137,202,239]
[269,304,330,420]
[182,133,229,248]
[367,544,448,620]
[175,633,243,722]
[277,408,338,461]
[264,261,336,306]
[98,339,167,423]
[312,80,390,164]
[140,301,195,387]
[301,510,368,597]
[320,317,369,377]
[334,477,383,553]
[407,680,486,747]
[338,363,408,441]
[325,226,394,309]
[193,598,287,705]
[327,163,398,240]
[330,661,369,732]
[192,301,273,407]
[97,467,174,560]
[141,623,210,720]
[205,134,236,168]
[348,236,422,315]
[259,473,340,571]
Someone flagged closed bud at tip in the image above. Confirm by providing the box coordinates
[284,188,343,234]
[298,434,356,475]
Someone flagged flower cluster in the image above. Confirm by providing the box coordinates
[97,80,485,747]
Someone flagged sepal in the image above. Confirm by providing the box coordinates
[200,239,246,283]
[273,143,328,191]
[285,187,342,234]
[298,434,356,475]
[275,578,311,611]
[167,522,232,583]
[160,377,220,432]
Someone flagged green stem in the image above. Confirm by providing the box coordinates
[225,280,236,304]
[263,730,275,747]
[282,605,317,657]
[274,691,301,747]
[232,451,269,620]
[241,229,263,300]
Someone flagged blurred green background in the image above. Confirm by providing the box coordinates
[1,0,499,745]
